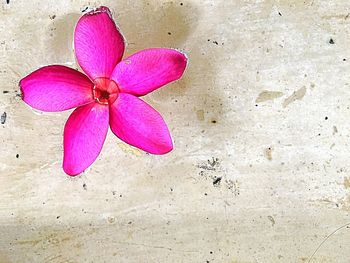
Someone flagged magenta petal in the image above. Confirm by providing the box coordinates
[111,48,187,96]
[63,102,109,176]
[109,93,173,154]
[74,6,125,80]
[20,65,94,112]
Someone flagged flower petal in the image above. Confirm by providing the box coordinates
[109,93,173,154]
[20,65,94,112]
[111,48,187,96]
[63,102,109,176]
[74,6,125,80]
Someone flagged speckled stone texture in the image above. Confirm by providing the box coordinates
[1,0,350,262]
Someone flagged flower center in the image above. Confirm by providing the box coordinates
[93,78,119,105]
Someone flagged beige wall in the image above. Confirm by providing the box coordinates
[1,0,350,262]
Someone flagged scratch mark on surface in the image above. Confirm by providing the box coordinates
[7,65,22,78]
[307,222,350,262]
[267,215,275,226]
[113,241,198,253]
[255,90,283,103]
[44,254,63,262]
[39,161,60,170]
[282,86,306,108]
[321,13,350,20]
[196,109,205,121]
[14,239,41,246]
[223,202,229,224]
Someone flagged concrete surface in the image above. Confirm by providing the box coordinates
[1,0,350,262]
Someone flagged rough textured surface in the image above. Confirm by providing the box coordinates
[1,0,350,262]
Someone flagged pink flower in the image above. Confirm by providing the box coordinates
[19,6,187,176]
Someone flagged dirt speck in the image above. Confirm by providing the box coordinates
[1,112,6,124]
[267,215,275,226]
[255,90,283,103]
[226,179,240,196]
[198,158,239,194]
[213,176,222,186]
[282,86,306,108]
[329,38,335,44]
[332,126,338,135]
[197,157,219,171]
[107,217,115,224]
[118,142,142,156]
[343,177,350,189]
[83,183,87,190]
[265,147,273,161]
